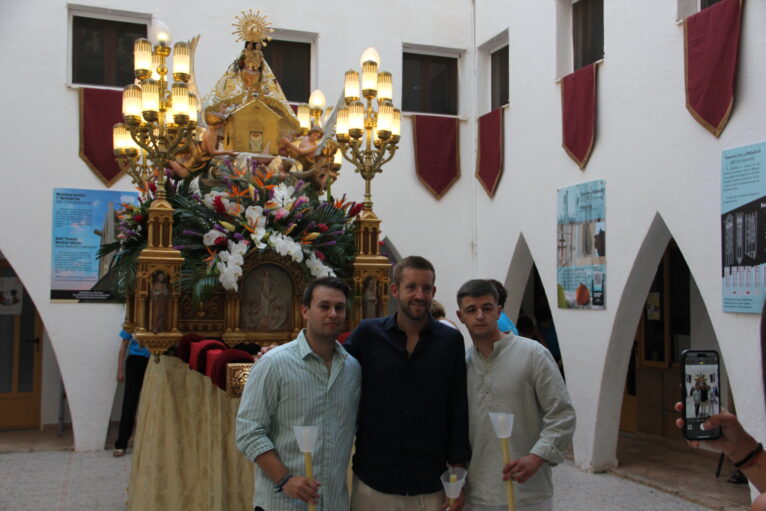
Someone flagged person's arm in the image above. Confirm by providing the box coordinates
[254,450,320,503]
[202,128,235,157]
[236,354,321,504]
[342,323,363,360]
[446,332,471,467]
[674,403,766,492]
[504,346,576,483]
[116,338,129,382]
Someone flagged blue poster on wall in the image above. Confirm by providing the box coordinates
[50,188,139,302]
[556,179,606,309]
[721,142,766,314]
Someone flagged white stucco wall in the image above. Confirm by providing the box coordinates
[474,0,766,471]
[1,0,764,479]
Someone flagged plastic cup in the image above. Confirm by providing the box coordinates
[440,467,467,500]
[293,425,319,453]
[489,412,514,439]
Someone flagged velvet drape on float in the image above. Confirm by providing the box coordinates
[475,108,503,198]
[79,88,124,186]
[683,0,743,137]
[413,115,460,199]
[561,63,597,170]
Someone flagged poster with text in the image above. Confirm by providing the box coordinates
[557,179,606,309]
[50,188,139,302]
[721,142,766,313]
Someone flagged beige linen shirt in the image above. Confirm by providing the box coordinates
[465,334,575,507]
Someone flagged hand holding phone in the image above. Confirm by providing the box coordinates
[680,350,721,441]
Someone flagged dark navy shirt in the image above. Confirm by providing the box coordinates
[345,314,471,495]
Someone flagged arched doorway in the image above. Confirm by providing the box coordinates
[516,264,564,376]
[0,255,45,431]
[619,240,732,436]
[503,234,564,374]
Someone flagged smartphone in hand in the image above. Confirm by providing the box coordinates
[681,350,721,440]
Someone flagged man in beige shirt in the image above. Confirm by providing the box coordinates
[456,279,575,511]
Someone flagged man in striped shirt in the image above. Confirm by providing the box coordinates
[236,276,362,511]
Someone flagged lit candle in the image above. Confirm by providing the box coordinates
[123,85,143,120]
[112,123,129,151]
[377,104,393,135]
[361,60,378,95]
[150,20,171,45]
[297,104,311,131]
[336,107,349,138]
[171,82,189,119]
[188,94,199,123]
[348,101,364,137]
[133,38,152,79]
[173,41,190,79]
[377,72,392,102]
[141,79,160,118]
[344,70,360,102]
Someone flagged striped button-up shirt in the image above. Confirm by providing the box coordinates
[236,330,361,511]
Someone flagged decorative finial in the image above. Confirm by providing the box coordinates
[232,10,274,44]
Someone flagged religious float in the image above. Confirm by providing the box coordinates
[103,11,401,510]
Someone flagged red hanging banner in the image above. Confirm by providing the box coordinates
[561,63,597,170]
[684,0,743,137]
[413,115,460,199]
[79,88,124,187]
[475,108,503,198]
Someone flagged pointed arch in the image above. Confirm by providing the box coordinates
[503,233,535,320]
[583,213,671,470]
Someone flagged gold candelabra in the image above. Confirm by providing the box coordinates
[112,21,199,198]
[333,48,401,210]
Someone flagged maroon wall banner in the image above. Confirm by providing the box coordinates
[684,0,742,137]
[476,108,503,198]
[79,88,124,187]
[413,115,460,199]
[561,63,597,170]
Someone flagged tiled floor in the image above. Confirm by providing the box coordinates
[0,426,753,510]
[613,431,751,510]
[0,449,132,511]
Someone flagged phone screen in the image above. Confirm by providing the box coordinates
[683,351,720,440]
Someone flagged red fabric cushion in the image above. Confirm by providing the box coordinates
[190,340,227,372]
[204,349,225,379]
[177,333,204,363]
[210,349,255,390]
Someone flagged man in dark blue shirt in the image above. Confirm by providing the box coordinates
[345,255,470,511]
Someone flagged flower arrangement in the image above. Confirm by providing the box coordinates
[102,157,362,303]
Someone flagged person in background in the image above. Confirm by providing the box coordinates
[113,329,150,457]
[431,299,459,329]
[487,279,519,335]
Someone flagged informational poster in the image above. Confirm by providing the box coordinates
[721,141,766,313]
[557,179,606,309]
[50,188,139,302]
[0,277,23,315]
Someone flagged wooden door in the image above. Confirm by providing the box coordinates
[0,262,43,430]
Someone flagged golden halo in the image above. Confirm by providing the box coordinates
[232,10,274,43]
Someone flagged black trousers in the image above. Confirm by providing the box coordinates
[115,355,149,449]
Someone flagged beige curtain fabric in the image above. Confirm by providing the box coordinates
[127,356,254,511]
